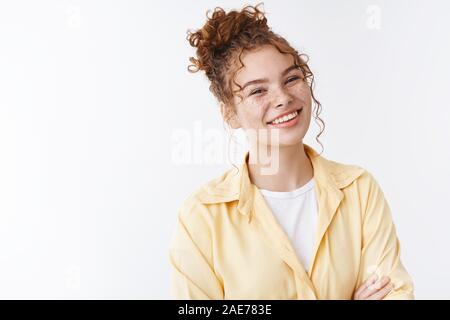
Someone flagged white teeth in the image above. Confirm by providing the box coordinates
[270,110,299,124]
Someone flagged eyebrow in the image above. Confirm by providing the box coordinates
[240,64,300,91]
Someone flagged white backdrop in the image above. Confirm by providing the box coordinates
[0,0,449,299]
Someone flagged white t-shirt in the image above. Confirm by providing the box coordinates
[259,177,318,272]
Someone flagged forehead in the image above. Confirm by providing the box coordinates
[234,45,295,85]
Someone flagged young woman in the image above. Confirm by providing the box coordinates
[169,3,414,300]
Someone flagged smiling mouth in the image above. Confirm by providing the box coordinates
[266,107,303,125]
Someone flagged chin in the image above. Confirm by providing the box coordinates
[272,126,307,147]
[266,135,305,148]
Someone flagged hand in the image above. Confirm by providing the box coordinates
[353,273,394,300]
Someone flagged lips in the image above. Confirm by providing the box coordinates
[266,107,303,125]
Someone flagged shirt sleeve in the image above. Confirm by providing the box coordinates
[356,171,415,300]
[168,198,224,300]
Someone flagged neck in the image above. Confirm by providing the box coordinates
[247,142,313,192]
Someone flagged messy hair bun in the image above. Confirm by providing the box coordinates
[186,2,325,151]
[187,3,269,79]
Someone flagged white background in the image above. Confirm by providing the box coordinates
[0,0,449,299]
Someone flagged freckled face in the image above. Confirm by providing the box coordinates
[232,44,312,147]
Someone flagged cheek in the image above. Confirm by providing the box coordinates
[295,86,313,114]
[239,100,268,126]
[293,82,312,99]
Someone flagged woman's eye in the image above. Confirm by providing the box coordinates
[250,89,264,96]
[286,76,300,84]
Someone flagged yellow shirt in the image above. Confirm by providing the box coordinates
[168,143,414,299]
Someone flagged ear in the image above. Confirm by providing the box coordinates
[220,102,241,129]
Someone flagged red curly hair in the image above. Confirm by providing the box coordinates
[186,2,325,152]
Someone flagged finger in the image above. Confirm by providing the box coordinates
[353,273,378,298]
[353,273,379,299]
[365,277,391,299]
[361,276,391,299]
[367,283,394,300]
[359,276,390,300]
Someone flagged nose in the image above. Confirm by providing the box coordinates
[273,87,293,109]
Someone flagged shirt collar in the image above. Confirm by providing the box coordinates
[196,143,365,217]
